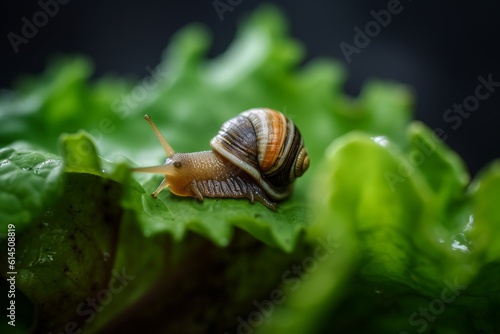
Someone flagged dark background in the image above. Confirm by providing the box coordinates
[2,0,499,175]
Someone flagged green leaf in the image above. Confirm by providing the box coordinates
[59,131,102,174]
[259,125,500,333]
[406,122,469,211]
[468,161,500,263]
[0,171,121,332]
[0,147,63,234]
[312,132,464,290]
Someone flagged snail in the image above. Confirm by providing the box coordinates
[132,108,310,211]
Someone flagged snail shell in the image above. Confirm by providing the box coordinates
[210,108,309,201]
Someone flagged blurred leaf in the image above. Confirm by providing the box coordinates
[259,126,500,333]
[469,161,500,263]
[0,147,62,234]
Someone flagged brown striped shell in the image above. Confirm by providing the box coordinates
[210,108,310,200]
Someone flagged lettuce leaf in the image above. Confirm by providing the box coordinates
[257,126,498,334]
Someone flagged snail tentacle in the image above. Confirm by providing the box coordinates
[151,178,168,198]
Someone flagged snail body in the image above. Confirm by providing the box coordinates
[132,108,309,210]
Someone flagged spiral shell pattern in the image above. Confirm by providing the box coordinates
[210,108,309,200]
